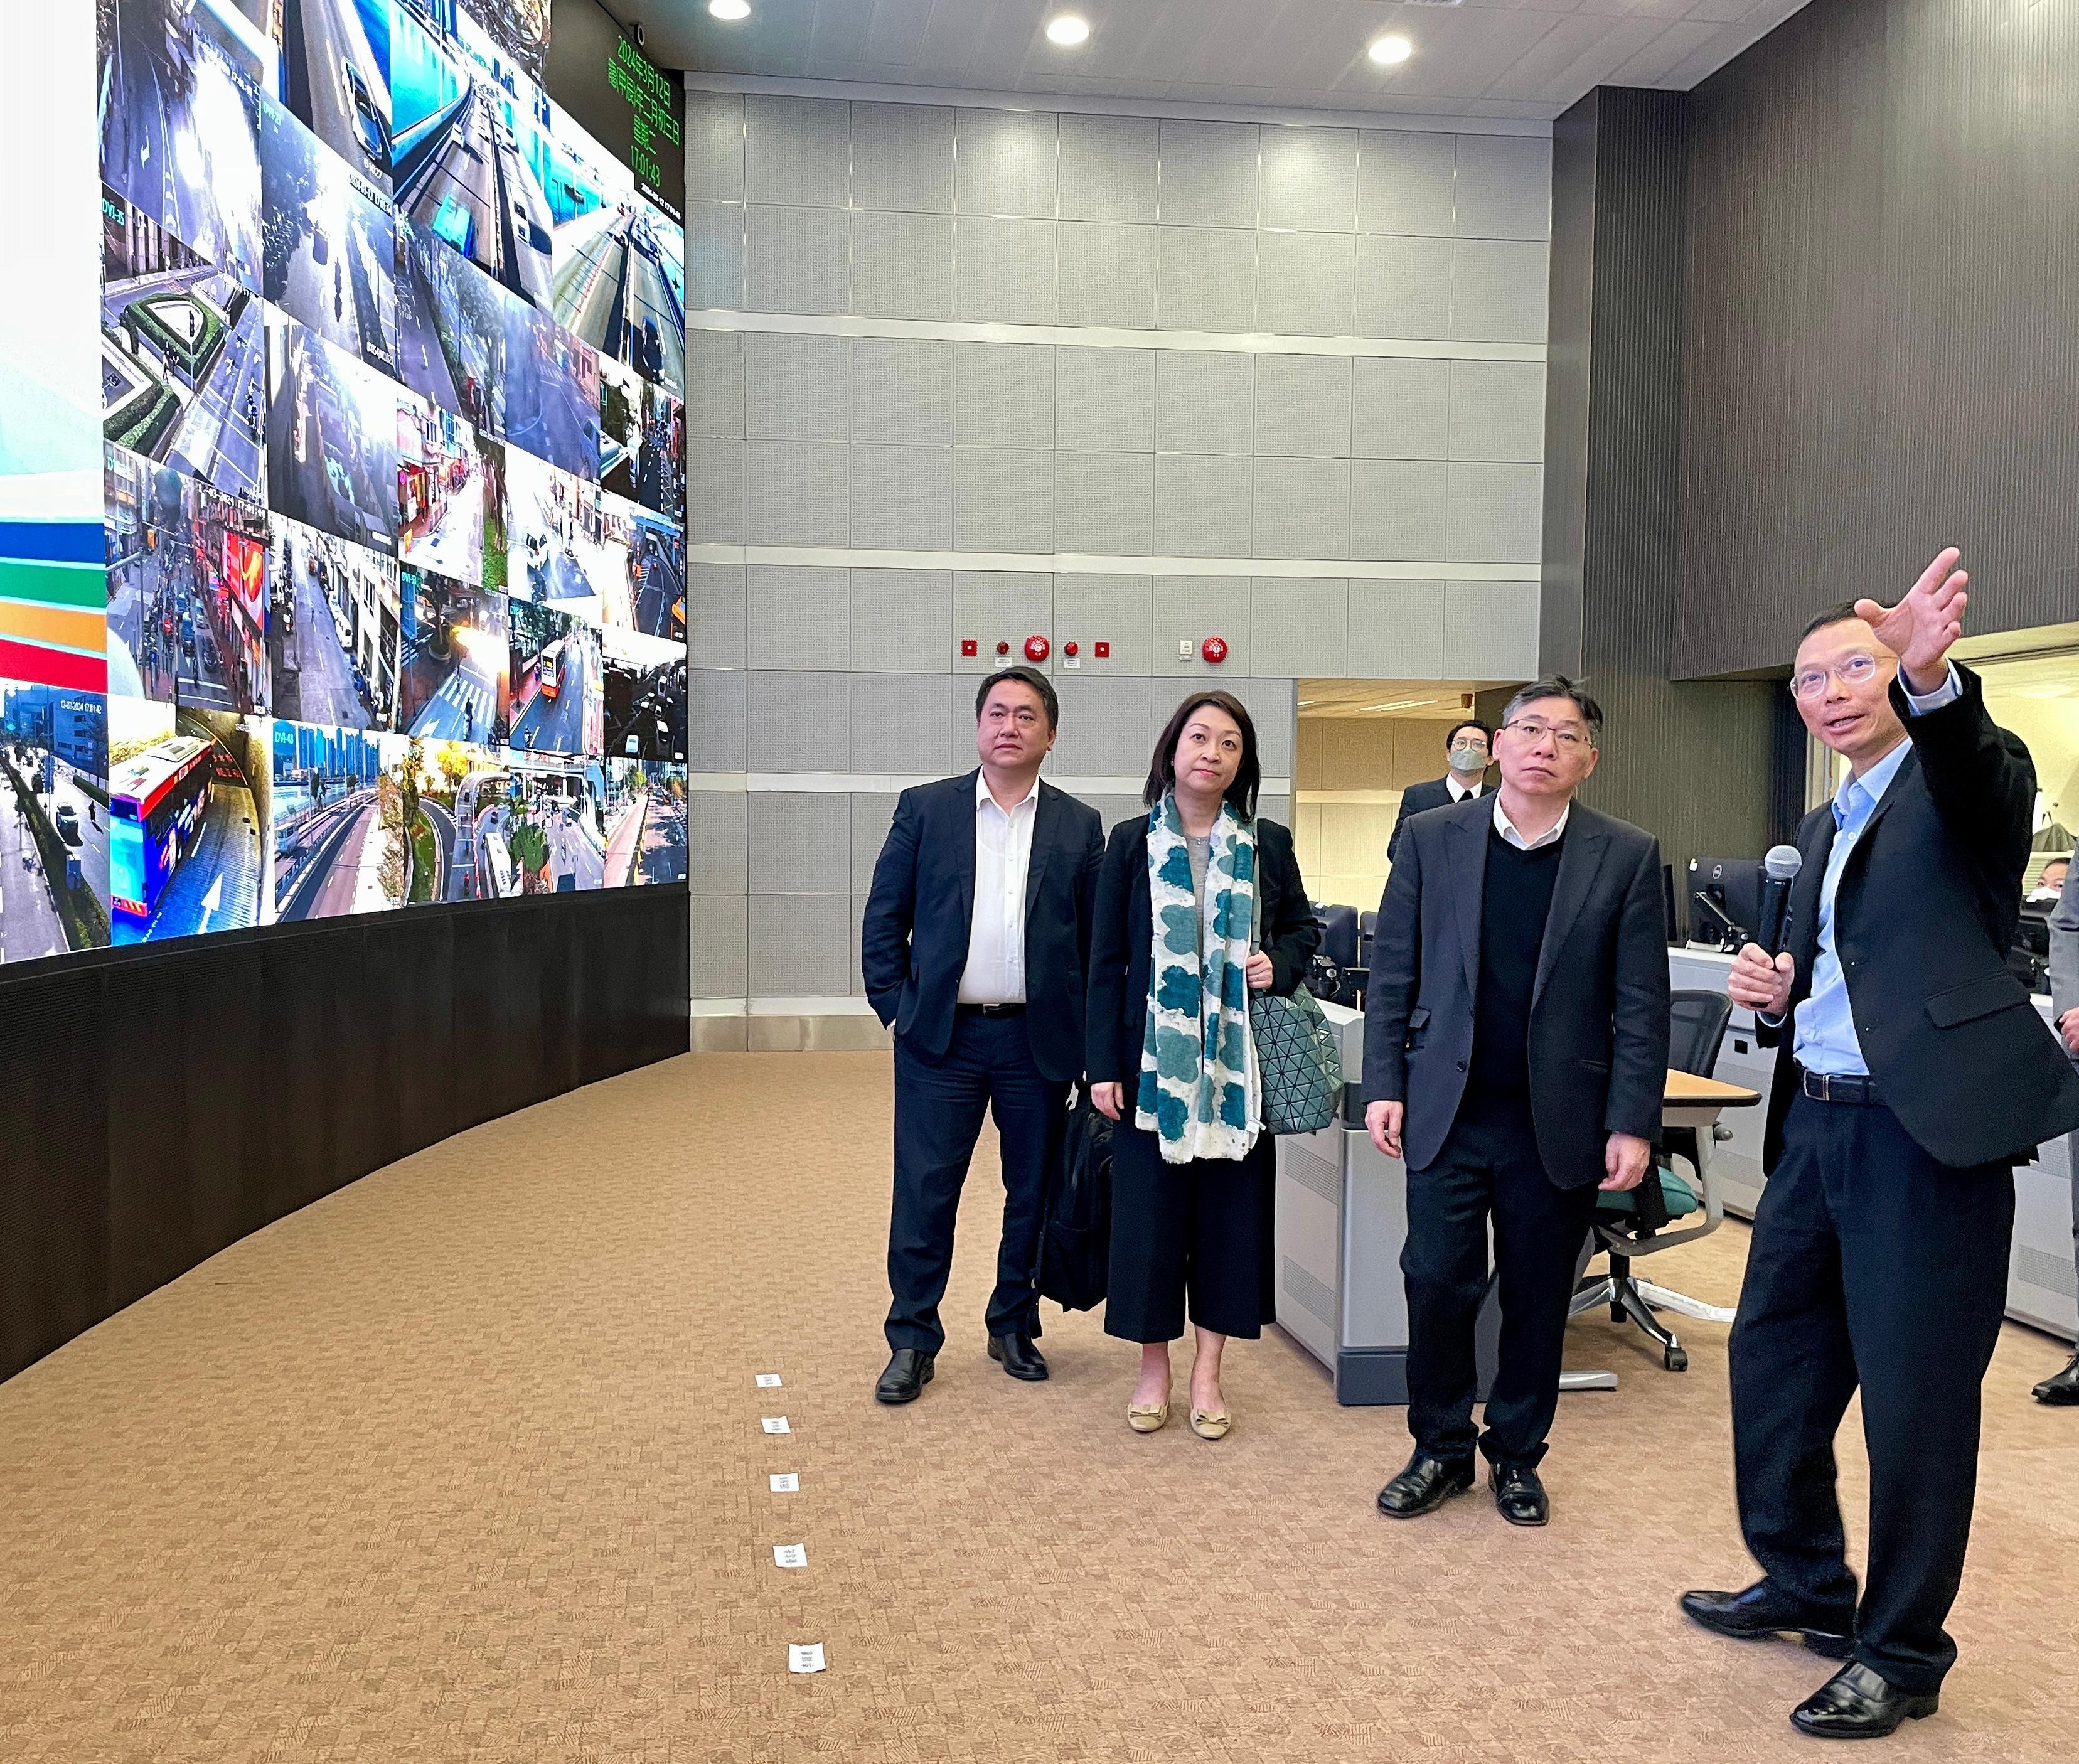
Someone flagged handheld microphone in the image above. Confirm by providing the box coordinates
[1756,844,1802,954]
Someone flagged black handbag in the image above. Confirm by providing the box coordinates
[1037,1094,1112,1312]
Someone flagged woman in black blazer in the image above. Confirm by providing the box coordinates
[1086,690,1320,1440]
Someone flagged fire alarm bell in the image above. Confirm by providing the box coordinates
[961,639,978,657]
[1024,634,1049,663]
[1202,635,1228,665]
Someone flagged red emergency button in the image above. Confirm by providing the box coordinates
[1202,635,1228,665]
[996,640,1010,656]
[1025,634,1050,663]
[961,638,978,657]
[1094,640,1110,658]
[1063,641,1079,657]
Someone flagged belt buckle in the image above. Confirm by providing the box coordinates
[1805,1069,1829,1103]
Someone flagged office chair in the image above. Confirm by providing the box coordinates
[1358,909,1376,975]
[1567,989,1738,1374]
[1310,903,1364,1007]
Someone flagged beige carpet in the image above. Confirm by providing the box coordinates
[3,1052,2076,1762]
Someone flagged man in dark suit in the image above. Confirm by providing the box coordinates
[1362,679,1669,1527]
[1681,550,2079,1738]
[1386,718,1492,861]
[860,666,1105,1406]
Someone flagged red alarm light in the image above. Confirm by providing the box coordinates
[1202,635,1228,665]
[1093,640,1111,659]
[961,639,978,657]
[1063,641,1079,657]
[1024,634,1049,663]
[995,640,1010,656]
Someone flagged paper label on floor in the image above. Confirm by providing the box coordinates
[769,1473,799,1492]
[761,1416,790,1434]
[755,1372,782,1387]
[789,1643,826,1674]
[773,1543,807,1569]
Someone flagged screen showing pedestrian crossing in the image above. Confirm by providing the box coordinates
[0,1,687,966]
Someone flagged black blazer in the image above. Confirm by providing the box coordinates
[1757,666,2079,1172]
[1361,794,1670,1189]
[1084,815,1322,1089]
[860,771,1105,1084]
[1387,774,1488,861]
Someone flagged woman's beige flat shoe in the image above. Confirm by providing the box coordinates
[1189,1407,1232,1441]
[1127,1399,1170,1433]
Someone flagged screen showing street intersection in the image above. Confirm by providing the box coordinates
[0,1,686,967]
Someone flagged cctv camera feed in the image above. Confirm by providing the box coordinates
[0,0,687,966]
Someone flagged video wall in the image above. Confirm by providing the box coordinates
[0,2,686,965]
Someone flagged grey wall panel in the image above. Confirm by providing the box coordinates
[1446,462,1542,564]
[1154,453,1254,557]
[956,108,1059,217]
[1352,356,1450,459]
[852,102,954,213]
[1059,113,1159,223]
[1350,459,1447,561]
[749,673,848,772]
[1259,126,1358,233]
[686,91,746,205]
[1355,234,1452,340]
[1156,227,1256,333]
[955,216,1058,324]
[1155,351,1254,454]
[746,206,852,316]
[687,789,749,893]
[1450,239,1549,343]
[1357,130,1455,236]
[1051,675,1158,777]
[747,565,851,671]
[850,338,954,446]
[1253,355,1352,458]
[687,201,746,308]
[953,342,1055,448]
[851,672,955,775]
[952,572,1053,672]
[953,449,1055,553]
[1251,577,1348,677]
[1057,222,1158,329]
[1454,135,1552,241]
[749,894,855,996]
[1056,347,1156,452]
[1081,793,1148,830]
[1054,452,1155,555]
[1447,360,1546,463]
[746,440,851,546]
[851,569,953,671]
[850,444,953,549]
[745,333,851,441]
[851,793,899,893]
[1347,579,1447,676]
[744,94,852,208]
[1256,231,1356,338]
[848,899,867,997]
[686,331,746,437]
[1254,457,1351,561]
[851,211,955,319]
[1229,676,1296,774]
[691,892,749,996]
[1052,572,1153,673]
[1152,575,1252,676]
[689,667,749,771]
[688,564,746,671]
[1443,582,1539,680]
[1157,120,1259,228]
[687,437,747,544]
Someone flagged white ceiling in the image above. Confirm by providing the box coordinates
[619,0,1815,123]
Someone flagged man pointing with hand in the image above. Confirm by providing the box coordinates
[1681,552,2079,1738]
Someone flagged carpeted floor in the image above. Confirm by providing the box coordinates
[3,1051,2076,1762]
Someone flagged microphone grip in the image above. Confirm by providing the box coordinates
[1756,876,1793,956]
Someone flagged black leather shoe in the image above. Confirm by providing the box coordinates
[1790,1662,1938,1738]
[1679,1581,1856,1659]
[1488,1462,1549,1527]
[987,1333,1049,1381]
[1376,1451,1476,1518]
[2033,1352,2079,1406]
[875,1349,934,1404]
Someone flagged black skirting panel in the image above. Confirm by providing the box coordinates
[0,888,688,1384]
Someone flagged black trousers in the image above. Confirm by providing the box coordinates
[1104,1116,1274,1342]
[1403,1094,1599,1468]
[1730,1093,2012,1696]
[885,1012,1062,1355]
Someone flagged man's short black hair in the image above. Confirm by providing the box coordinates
[975,665,1058,729]
[1445,717,1492,750]
[1799,600,1868,643]
[1500,676,1603,746]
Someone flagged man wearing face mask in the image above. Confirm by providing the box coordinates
[1387,719,1492,863]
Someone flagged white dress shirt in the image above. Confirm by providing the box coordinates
[958,772,1040,1005]
[1446,774,1485,803]
[1493,796,1571,852]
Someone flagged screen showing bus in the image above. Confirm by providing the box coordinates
[109,737,214,919]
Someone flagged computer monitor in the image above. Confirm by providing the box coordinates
[1687,855,1765,948]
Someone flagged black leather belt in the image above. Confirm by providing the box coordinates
[1798,1066,1879,1106]
[959,1002,1025,1018]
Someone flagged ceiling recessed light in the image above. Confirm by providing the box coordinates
[1045,14,1091,46]
[1369,34,1413,66]
[709,0,751,21]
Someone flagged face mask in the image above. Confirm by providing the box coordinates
[1449,746,1487,773]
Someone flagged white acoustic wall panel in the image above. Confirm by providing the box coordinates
[852,671,955,775]
[955,216,1058,325]
[746,333,851,442]
[744,94,851,208]
[688,668,749,771]
[687,331,746,437]
[850,444,953,549]
[1357,129,1455,237]
[1157,227,1257,333]
[1347,579,1448,677]
[1446,462,1543,564]
[1052,572,1153,675]
[1453,134,1553,242]
[688,437,747,544]
[956,107,1059,218]
[687,201,746,308]
[747,205,851,315]
[1356,233,1453,341]
[1443,581,1541,679]
[1154,452,1254,557]
[691,895,749,997]
[1050,675,1158,778]
[1252,578,1349,678]
[849,899,867,997]
[1259,125,1358,233]
[1153,575,1252,677]
[850,793,899,893]
[687,789,749,894]
[1350,458,1448,562]
[1229,676,1298,775]
[688,565,746,671]
[686,90,745,205]
[1257,229,1356,338]
[747,565,850,671]
[1059,112,1159,224]
[749,894,854,997]
[1352,356,1450,460]
[953,448,1056,553]
[1447,360,1546,463]
[1253,456,1351,561]
[1054,451,1155,555]
[1450,240,1549,344]
[851,569,953,672]
[852,101,954,213]
[850,338,955,446]
[747,440,850,547]
[953,342,1056,447]
[1056,347,1156,452]
[748,672,849,772]
[951,571,1053,673]
[1157,120,1259,228]
[1057,222,1158,329]
[1254,355,1352,459]
[749,791,853,893]
[1155,351,1254,455]
[851,210,956,319]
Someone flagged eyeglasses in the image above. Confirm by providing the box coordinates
[1502,718,1594,752]
[1788,653,1881,700]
